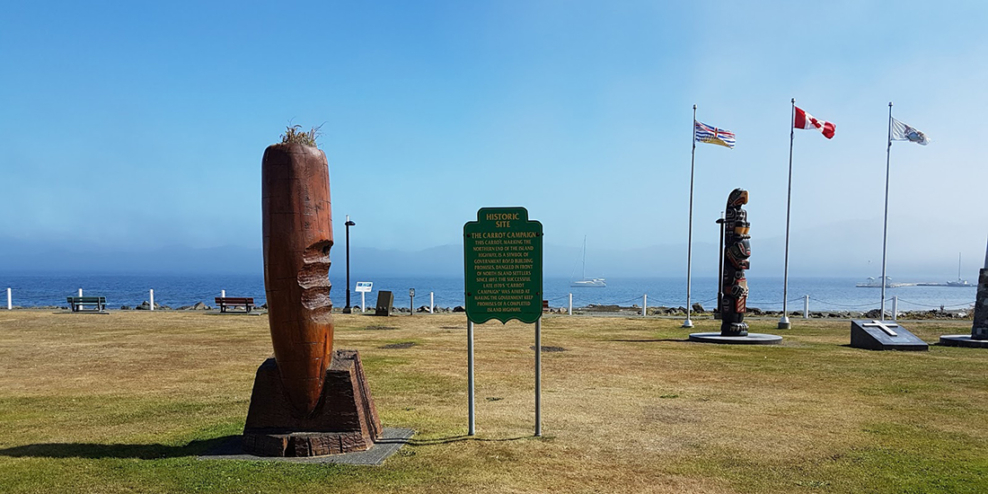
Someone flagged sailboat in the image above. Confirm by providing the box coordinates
[947,253,971,287]
[571,236,606,287]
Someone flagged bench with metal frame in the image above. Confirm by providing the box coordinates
[67,296,106,312]
[215,297,255,313]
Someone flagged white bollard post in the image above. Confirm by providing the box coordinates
[568,293,573,316]
[803,295,809,319]
[7,288,11,310]
[150,289,155,311]
[430,292,434,314]
[221,289,226,298]
[892,296,898,321]
[79,288,83,297]
[642,294,647,317]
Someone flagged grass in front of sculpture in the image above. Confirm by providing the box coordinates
[0,311,986,493]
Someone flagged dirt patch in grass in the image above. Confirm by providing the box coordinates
[530,345,566,352]
[380,342,416,349]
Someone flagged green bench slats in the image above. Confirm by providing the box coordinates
[67,296,106,312]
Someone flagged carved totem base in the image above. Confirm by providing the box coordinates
[242,350,382,457]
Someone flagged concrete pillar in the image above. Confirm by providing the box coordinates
[150,289,155,311]
[642,294,647,317]
[430,292,434,314]
[803,295,809,319]
[568,293,572,316]
[973,268,988,339]
[6,288,11,310]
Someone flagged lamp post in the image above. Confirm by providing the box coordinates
[343,215,356,314]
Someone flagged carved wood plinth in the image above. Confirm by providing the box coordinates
[242,350,382,457]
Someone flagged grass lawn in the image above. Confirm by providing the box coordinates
[0,310,986,493]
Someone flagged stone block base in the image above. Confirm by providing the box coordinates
[689,332,782,345]
[242,350,381,457]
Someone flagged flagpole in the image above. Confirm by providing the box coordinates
[779,98,795,329]
[881,102,893,320]
[683,104,696,329]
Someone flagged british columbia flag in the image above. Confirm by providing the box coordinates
[694,120,736,148]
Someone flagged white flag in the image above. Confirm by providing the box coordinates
[891,118,930,145]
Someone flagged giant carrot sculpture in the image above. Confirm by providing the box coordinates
[261,142,335,417]
[243,134,380,457]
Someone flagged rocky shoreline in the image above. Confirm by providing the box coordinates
[561,303,974,320]
[3,302,974,321]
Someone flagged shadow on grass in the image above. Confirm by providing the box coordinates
[405,435,532,446]
[0,435,237,460]
[607,338,690,343]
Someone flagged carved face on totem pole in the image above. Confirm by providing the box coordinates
[721,188,750,336]
[261,143,334,418]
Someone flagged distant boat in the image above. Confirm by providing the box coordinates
[571,236,605,288]
[856,276,912,288]
[947,253,970,287]
[571,278,607,288]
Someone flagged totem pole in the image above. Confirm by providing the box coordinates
[720,188,751,337]
[242,140,381,457]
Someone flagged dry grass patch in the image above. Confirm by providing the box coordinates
[0,311,986,493]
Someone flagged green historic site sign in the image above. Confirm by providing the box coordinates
[464,207,543,324]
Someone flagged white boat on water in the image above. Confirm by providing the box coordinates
[855,276,911,288]
[571,278,606,288]
[947,253,970,287]
[571,236,606,288]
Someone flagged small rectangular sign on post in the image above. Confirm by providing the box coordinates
[464,207,543,324]
[356,282,373,313]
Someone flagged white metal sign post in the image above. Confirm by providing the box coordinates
[355,282,373,313]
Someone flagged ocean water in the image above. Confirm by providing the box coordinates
[0,273,976,313]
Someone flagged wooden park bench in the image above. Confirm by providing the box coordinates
[67,296,106,312]
[215,297,255,313]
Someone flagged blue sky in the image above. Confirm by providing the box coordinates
[2,1,987,278]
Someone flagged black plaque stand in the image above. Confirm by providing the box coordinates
[850,320,928,351]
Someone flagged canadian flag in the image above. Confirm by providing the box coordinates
[794,106,836,139]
